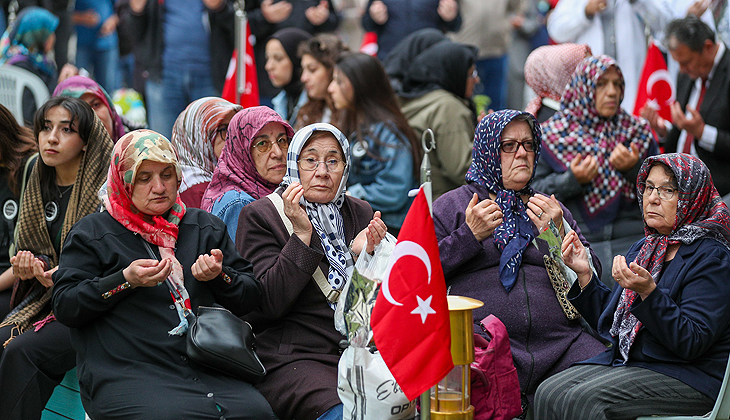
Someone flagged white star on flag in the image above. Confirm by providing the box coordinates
[411,295,436,324]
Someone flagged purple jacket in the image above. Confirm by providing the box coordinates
[433,183,607,399]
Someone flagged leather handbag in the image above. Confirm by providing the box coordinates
[185,305,266,384]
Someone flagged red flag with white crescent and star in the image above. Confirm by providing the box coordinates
[371,187,453,400]
[221,22,259,108]
[633,41,674,122]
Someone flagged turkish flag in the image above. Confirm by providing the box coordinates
[221,22,259,108]
[360,32,378,57]
[371,187,453,400]
[633,41,674,122]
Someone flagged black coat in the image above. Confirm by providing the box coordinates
[52,209,276,420]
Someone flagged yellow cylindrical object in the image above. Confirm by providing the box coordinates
[430,296,484,420]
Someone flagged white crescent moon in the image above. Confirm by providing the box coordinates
[646,69,676,106]
[380,241,432,307]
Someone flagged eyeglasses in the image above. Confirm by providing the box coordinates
[253,136,290,153]
[216,125,228,141]
[500,140,536,153]
[642,184,677,201]
[298,158,346,173]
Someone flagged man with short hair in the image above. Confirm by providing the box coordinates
[645,16,730,196]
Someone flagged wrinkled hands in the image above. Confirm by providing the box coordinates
[570,153,598,184]
[609,143,640,173]
[261,0,292,24]
[612,255,655,300]
[369,0,388,24]
[561,230,592,287]
[527,194,564,236]
[11,251,54,287]
[465,193,502,242]
[671,101,705,140]
[351,211,387,257]
[192,249,223,282]
[283,182,313,245]
[123,258,172,288]
[305,0,330,26]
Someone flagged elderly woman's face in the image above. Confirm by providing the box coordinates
[131,160,179,216]
[642,165,678,235]
[252,122,289,184]
[298,133,345,204]
[595,67,622,118]
[500,120,535,191]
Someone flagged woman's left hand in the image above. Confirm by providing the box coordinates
[38,266,58,288]
[612,255,656,300]
[527,194,564,236]
[351,211,387,257]
[609,143,640,172]
[192,249,223,282]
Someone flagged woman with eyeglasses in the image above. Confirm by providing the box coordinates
[171,97,242,208]
[535,153,730,419]
[236,123,387,420]
[328,52,421,235]
[432,110,607,414]
[532,55,658,287]
[202,106,293,241]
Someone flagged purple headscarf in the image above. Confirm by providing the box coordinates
[53,75,126,142]
[465,109,543,292]
[201,106,294,211]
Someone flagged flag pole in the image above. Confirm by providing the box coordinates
[234,1,247,105]
[419,128,435,420]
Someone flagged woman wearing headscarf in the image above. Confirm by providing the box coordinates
[52,129,277,420]
[382,27,447,93]
[202,106,294,241]
[237,123,387,420]
[432,110,606,411]
[536,154,730,419]
[524,43,592,123]
[266,28,312,125]
[0,6,59,125]
[533,55,659,286]
[0,96,112,419]
[53,75,126,142]
[398,40,479,198]
[171,97,242,208]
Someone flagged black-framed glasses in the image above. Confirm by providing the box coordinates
[642,184,677,200]
[500,140,536,153]
[253,136,290,153]
[298,158,346,173]
[216,125,228,140]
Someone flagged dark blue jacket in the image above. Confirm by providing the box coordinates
[569,237,730,399]
[362,0,461,60]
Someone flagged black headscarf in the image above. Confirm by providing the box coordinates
[269,27,312,100]
[400,41,478,100]
[383,28,448,93]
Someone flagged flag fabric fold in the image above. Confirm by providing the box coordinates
[371,187,453,400]
[633,41,674,122]
[222,22,259,108]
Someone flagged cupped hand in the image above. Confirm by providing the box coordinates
[351,211,387,257]
[527,194,564,236]
[11,250,46,281]
[305,0,330,26]
[261,0,292,23]
[465,193,503,242]
[640,106,668,138]
[369,0,388,24]
[612,255,656,300]
[570,153,599,184]
[192,249,223,282]
[671,101,706,140]
[609,143,640,172]
[123,258,172,288]
[283,182,313,245]
[561,230,592,286]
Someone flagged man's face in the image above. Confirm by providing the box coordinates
[669,38,715,80]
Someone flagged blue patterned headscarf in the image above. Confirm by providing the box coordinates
[281,123,352,306]
[0,7,58,78]
[466,110,542,292]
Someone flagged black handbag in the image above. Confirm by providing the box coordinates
[186,306,266,383]
[141,240,266,383]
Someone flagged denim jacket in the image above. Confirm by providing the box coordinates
[271,90,308,126]
[210,189,255,242]
[347,122,416,229]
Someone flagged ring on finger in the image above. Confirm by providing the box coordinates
[537,210,545,219]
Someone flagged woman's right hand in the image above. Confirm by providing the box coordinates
[369,0,388,24]
[561,230,592,287]
[570,153,599,184]
[123,259,172,288]
[465,193,503,242]
[10,250,46,282]
[282,182,313,245]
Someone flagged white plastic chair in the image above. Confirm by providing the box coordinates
[0,65,50,125]
[637,356,730,420]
